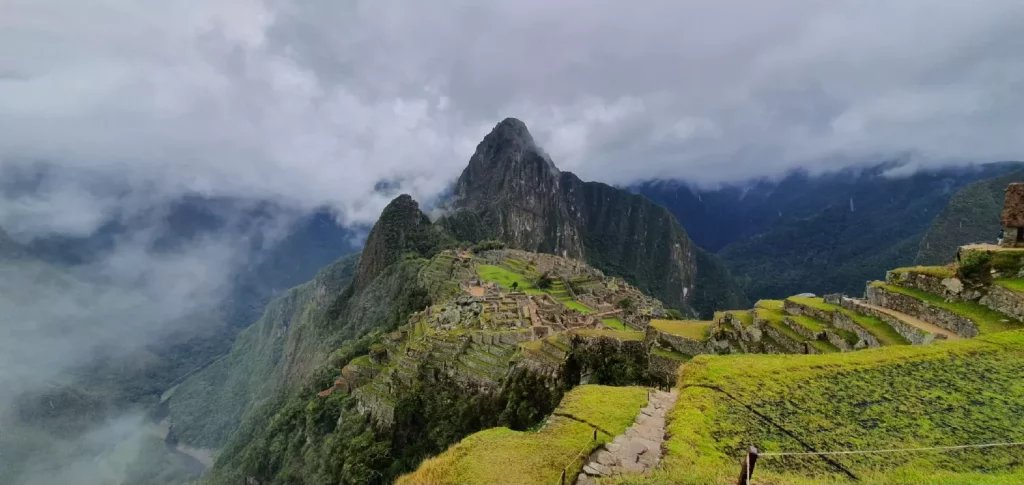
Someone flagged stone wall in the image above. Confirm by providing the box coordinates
[785,299,875,349]
[646,326,713,356]
[887,271,955,298]
[865,286,979,338]
[840,297,934,345]
[980,285,1024,320]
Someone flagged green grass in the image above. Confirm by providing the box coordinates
[874,282,1024,334]
[716,309,754,327]
[650,319,712,340]
[787,314,826,333]
[656,330,1024,485]
[788,296,909,346]
[652,347,692,362]
[562,300,593,314]
[601,317,627,330]
[476,263,593,314]
[569,328,645,341]
[475,264,543,295]
[755,299,784,311]
[890,265,955,278]
[397,385,648,485]
[995,278,1024,293]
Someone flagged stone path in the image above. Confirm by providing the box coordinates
[576,389,678,485]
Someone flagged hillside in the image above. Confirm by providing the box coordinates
[636,163,1022,300]
[916,170,1024,264]
[660,331,1024,484]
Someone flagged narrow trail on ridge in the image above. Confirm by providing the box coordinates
[576,389,678,484]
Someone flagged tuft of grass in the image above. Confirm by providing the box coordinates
[650,319,712,340]
[875,282,1024,334]
[788,296,909,346]
[396,385,648,485]
[655,330,1024,485]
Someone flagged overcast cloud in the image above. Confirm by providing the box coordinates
[3,0,1024,230]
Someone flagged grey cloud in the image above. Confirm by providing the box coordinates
[5,0,1024,228]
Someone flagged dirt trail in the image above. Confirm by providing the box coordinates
[576,389,678,484]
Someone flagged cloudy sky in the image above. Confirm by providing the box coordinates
[3,0,1024,229]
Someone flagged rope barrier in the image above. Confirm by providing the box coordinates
[758,441,1024,457]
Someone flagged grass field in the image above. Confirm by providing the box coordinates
[650,319,712,340]
[654,330,1024,485]
[873,282,1024,334]
[396,385,648,485]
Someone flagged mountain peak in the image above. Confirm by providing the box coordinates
[354,194,441,290]
[489,117,534,143]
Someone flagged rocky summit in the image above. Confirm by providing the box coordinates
[443,118,746,316]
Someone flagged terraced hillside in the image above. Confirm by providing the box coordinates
[660,330,1024,485]
[402,235,1024,484]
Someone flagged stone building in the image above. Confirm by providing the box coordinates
[1001,183,1024,248]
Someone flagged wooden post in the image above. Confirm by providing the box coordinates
[559,468,566,485]
[736,446,759,485]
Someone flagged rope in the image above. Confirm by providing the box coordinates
[759,441,1024,457]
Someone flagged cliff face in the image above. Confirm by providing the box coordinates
[444,118,744,315]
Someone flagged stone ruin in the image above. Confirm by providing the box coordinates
[1001,183,1024,248]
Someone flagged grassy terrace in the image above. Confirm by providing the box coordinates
[723,309,754,326]
[788,296,909,346]
[656,330,1024,485]
[872,282,1024,334]
[649,319,712,340]
[569,328,645,341]
[476,263,593,314]
[890,265,955,279]
[601,317,627,330]
[652,347,691,362]
[397,385,648,485]
[757,306,837,353]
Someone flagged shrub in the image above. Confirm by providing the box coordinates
[535,272,553,289]
[957,250,992,282]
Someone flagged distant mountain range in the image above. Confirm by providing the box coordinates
[634,162,1023,300]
